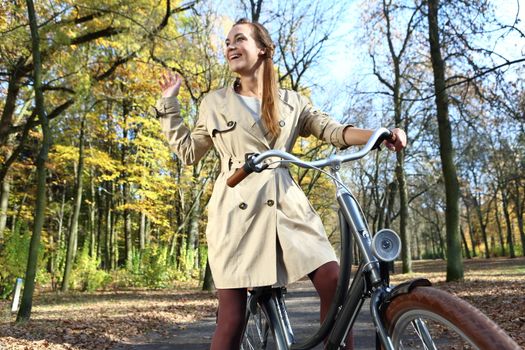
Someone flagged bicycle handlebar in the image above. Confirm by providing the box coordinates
[226,127,393,188]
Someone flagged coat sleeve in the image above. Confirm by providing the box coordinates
[155,96,213,165]
[296,93,353,149]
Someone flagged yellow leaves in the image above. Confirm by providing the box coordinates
[86,148,123,181]
[50,144,78,164]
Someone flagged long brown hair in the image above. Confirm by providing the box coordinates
[234,18,280,138]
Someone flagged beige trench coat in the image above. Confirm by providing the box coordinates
[155,86,352,288]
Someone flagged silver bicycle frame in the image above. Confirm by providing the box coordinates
[247,128,399,350]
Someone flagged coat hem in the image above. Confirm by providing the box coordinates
[212,257,338,289]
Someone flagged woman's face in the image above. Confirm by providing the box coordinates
[225,24,265,76]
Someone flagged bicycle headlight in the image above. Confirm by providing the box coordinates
[371,229,401,262]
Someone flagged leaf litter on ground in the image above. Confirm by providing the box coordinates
[1,257,523,349]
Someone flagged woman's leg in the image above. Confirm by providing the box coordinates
[210,288,247,350]
[308,261,354,350]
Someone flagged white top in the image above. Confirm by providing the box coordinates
[238,94,261,123]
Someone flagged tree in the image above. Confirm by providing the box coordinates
[17,0,51,322]
[61,111,87,291]
[365,0,426,273]
[425,0,463,281]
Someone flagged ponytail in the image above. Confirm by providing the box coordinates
[234,19,280,138]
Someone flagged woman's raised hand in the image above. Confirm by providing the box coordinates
[159,71,182,98]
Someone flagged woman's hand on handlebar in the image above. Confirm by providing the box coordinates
[343,127,407,152]
[159,71,182,98]
[384,128,407,152]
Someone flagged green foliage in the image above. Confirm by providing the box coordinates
[0,228,46,299]
[122,245,179,288]
[138,246,170,288]
[0,230,30,298]
[70,247,111,292]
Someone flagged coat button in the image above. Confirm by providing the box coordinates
[227,121,234,127]
[239,202,247,210]
[267,200,274,207]
[279,120,285,127]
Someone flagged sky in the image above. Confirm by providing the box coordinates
[314,0,525,119]
[324,1,524,81]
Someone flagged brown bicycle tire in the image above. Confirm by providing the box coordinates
[384,286,520,350]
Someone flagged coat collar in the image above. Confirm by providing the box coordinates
[219,87,294,149]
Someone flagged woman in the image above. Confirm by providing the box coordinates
[156,18,406,350]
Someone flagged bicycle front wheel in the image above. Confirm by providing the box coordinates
[384,286,519,350]
[241,300,272,350]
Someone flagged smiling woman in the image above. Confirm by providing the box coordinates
[226,19,281,138]
[155,17,406,350]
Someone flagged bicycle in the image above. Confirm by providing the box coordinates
[227,128,520,350]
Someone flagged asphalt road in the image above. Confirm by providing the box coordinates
[112,279,376,350]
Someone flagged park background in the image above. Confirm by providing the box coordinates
[0,0,524,348]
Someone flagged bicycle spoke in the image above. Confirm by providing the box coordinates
[241,302,271,350]
[411,318,438,350]
[393,310,478,349]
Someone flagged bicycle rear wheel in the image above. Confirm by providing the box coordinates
[384,286,519,350]
[241,299,272,350]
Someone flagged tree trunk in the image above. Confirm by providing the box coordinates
[494,199,506,256]
[0,177,10,240]
[437,227,445,259]
[465,204,477,257]
[480,222,490,258]
[17,0,51,322]
[121,98,132,269]
[473,195,490,258]
[139,211,146,251]
[111,198,118,269]
[54,184,66,288]
[512,180,525,256]
[385,182,397,228]
[202,258,214,291]
[61,114,86,292]
[415,228,421,260]
[186,165,203,275]
[396,150,411,272]
[460,226,471,259]
[105,182,114,269]
[0,59,23,151]
[89,168,96,257]
[377,179,390,230]
[123,181,132,269]
[429,229,436,258]
[426,0,463,281]
[501,188,516,258]
[96,178,104,263]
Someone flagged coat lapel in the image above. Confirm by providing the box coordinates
[220,87,270,149]
[219,87,295,150]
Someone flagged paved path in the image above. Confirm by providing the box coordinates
[113,280,376,349]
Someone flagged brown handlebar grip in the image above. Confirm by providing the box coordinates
[227,167,250,187]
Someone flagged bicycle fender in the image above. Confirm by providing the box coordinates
[383,278,432,304]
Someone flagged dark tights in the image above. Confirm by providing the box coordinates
[210,288,247,349]
[308,261,354,349]
[210,261,353,350]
